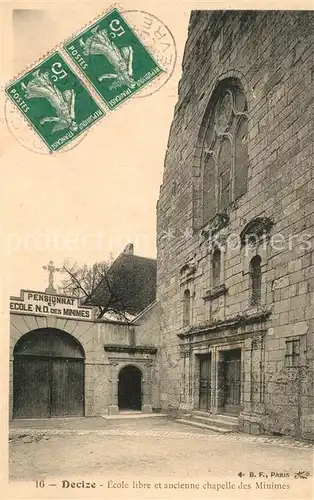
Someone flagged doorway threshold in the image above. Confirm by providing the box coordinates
[119,410,142,414]
[12,416,86,421]
[101,412,168,420]
[217,413,240,420]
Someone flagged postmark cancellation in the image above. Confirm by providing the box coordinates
[64,8,164,110]
[5,51,104,152]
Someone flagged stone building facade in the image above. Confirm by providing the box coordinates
[157,11,314,439]
[10,291,160,419]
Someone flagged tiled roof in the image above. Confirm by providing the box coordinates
[90,250,156,315]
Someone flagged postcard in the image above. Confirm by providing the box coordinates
[1,1,313,500]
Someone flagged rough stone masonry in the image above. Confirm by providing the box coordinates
[156,11,314,440]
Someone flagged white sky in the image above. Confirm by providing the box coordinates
[2,1,190,293]
[3,0,311,295]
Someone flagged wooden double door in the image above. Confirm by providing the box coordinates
[13,328,85,419]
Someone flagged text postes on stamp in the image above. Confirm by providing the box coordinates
[5,98,89,155]
[64,8,164,110]
[5,52,105,152]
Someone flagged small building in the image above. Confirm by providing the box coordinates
[9,248,160,420]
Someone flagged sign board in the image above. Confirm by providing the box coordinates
[10,290,94,321]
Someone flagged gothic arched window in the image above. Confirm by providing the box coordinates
[250,255,262,306]
[212,248,221,289]
[202,80,248,224]
[183,289,191,327]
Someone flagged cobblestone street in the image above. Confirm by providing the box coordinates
[9,416,313,499]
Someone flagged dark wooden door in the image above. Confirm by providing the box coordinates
[199,354,211,411]
[222,349,241,415]
[51,358,84,417]
[13,328,85,419]
[13,356,84,418]
[13,357,51,418]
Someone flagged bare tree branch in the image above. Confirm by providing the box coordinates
[60,259,131,321]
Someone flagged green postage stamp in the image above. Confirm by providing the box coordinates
[64,7,163,110]
[5,52,104,152]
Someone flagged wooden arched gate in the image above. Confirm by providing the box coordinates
[13,328,85,419]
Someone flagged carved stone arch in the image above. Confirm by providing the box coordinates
[193,75,249,231]
[197,75,248,155]
[118,362,144,377]
[13,327,85,358]
[215,70,252,103]
[240,217,274,247]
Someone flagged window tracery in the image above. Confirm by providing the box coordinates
[202,82,248,224]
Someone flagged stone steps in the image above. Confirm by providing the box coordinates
[177,412,239,433]
[177,418,232,433]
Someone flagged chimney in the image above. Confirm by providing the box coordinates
[123,243,134,255]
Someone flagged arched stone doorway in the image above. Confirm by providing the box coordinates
[13,328,85,419]
[118,365,142,411]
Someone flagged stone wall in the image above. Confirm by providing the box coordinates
[157,11,314,439]
[134,302,162,410]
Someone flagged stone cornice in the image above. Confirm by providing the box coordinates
[177,309,272,339]
[104,345,157,354]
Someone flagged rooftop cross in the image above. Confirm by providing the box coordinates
[42,260,61,294]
